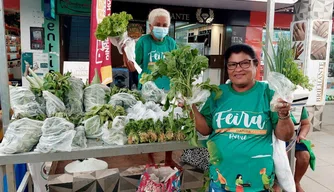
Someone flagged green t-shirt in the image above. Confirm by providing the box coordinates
[135,34,177,90]
[301,108,308,120]
[291,107,309,124]
[201,81,278,191]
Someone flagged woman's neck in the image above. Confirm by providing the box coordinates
[232,80,256,92]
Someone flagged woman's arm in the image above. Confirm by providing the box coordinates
[275,117,295,141]
[192,105,213,136]
[274,100,295,141]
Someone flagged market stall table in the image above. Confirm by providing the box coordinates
[0,141,195,192]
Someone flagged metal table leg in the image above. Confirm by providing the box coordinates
[0,165,5,192]
[6,164,16,192]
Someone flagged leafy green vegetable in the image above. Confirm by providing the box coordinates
[140,46,222,146]
[263,35,313,90]
[85,104,126,129]
[155,120,166,143]
[146,119,157,143]
[110,86,144,102]
[54,112,84,127]
[95,11,133,40]
[27,69,72,102]
[125,120,140,144]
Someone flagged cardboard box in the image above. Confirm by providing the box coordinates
[47,153,205,191]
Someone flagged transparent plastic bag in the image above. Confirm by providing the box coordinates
[72,126,87,148]
[109,32,129,54]
[127,101,167,122]
[9,87,45,119]
[187,87,211,105]
[65,77,84,115]
[111,116,127,131]
[272,132,296,192]
[0,118,44,154]
[43,91,66,117]
[84,84,111,112]
[83,115,102,139]
[109,32,142,73]
[144,102,167,122]
[109,93,137,110]
[141,81,166,103]
[35,117,76,153]
[102,117,127,145]
[126,101,147,120]
[268,72,295,112]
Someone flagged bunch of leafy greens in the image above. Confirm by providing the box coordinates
[140,46,222,146]
[124,116,197,144]
[84,104,126,129]
[84,70,111,111]
[110,86,144,102]
[26,68,72,101]
[95,11,133,41]
[263,35,313,90]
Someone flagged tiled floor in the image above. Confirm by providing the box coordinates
[300,105,334,192]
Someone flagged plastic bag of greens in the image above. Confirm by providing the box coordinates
[268,72,295,112]
[0,118,44,154]
[72,126,87,148]
[126,101,147,120]
[109,93,137,110]
[65,77,84,115]
[35,117,76,153]
[84,84,111,112]
[9,87,45,119]
[83,115,102,139]
[43,91,66,117]
[102,117,127,145]
[141,81,166,103]
[145,101,168,122]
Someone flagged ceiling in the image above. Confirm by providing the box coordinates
[113,0,297,12]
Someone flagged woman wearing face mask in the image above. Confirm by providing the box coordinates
[123,8,177,90]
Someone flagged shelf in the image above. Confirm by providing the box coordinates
[0,140,195,165]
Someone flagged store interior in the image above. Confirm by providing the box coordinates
[5,11,21,86]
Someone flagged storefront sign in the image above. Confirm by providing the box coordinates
[57,0,91,15]
[196,8,214,24]
[63,61,89,83]
[302,20,332,105]
[171,13,190,21]
[42,16,60,73]
[89,0,112,84]
[112,2,249,26]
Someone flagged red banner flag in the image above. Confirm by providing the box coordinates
[89,0,112,84]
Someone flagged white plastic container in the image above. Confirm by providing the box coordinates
[65,158,108,174]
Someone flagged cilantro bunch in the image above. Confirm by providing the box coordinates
[140,46,222,146]
[95,11,133,41]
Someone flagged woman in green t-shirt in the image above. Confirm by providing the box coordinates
[123,8,177,90]
[189,44,295,191]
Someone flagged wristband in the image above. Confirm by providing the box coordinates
[278,111,290,120]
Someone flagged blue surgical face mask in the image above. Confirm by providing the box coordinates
[152,26,169,40]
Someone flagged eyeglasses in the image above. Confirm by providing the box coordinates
[226,60,252,70]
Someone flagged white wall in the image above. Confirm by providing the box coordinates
[20,0,45,53]
[20,0,60,87]
[210,24,224,55]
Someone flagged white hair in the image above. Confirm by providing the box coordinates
[148,8,171,26]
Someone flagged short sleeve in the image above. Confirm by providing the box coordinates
[266,86,279,127]
[135,38,143,67]
[200,93,216,128]
[301,108,309,120]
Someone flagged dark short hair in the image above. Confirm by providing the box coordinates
[224,44,259,68]
[236,174,242,179]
